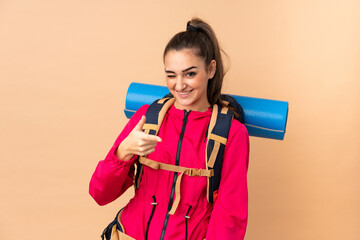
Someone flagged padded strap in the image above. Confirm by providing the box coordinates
[205,105,219,203]
[142,98,175,136]
[135,97,175,189]
[108,209,135,240]
[205,104,234,203]
[158,98,175,128]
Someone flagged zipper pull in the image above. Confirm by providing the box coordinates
[184,205,192,219]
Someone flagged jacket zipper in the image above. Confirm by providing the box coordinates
[145,195,157,240]
[160,110,190,240]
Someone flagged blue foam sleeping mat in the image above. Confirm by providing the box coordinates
[124,82,288,140]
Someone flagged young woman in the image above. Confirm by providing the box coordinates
[89,18,249,240]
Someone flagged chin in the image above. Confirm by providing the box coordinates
[174,98,194,109]
[177,99,192,107]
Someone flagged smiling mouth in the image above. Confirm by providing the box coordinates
[176,90,193,97]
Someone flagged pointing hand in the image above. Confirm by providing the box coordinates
[116,116,162,161]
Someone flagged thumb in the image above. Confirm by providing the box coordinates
[133,115,146,131]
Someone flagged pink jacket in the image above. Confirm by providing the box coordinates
[89,104,249,240]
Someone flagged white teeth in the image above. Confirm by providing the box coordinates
[177,90,192,95]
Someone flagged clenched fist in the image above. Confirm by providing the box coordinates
[116,116,162,161]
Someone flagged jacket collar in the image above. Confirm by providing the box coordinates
[167,104,213,120]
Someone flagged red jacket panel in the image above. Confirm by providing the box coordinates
[89,103,249,240]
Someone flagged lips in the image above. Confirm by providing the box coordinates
[176,89,193,98]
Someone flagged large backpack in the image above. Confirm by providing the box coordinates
[134,95,244,210]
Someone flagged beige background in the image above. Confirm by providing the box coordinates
[1,0,359,239]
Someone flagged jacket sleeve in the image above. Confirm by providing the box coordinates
[89,105,149,206]
[206,121,250,240]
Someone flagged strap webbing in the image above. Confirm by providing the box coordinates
[209,133,227,145]
[220,106,229,114]
[205,105,218,203]
[156,98,175,134]
[139,157,213,215]
[116,228,136,240]
[111,209,136,240]
[143,124,158,132]
[139,157,213,177]
[208,141,220,168]
[142,98,176,136]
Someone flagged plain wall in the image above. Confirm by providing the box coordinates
[0,0,359,239]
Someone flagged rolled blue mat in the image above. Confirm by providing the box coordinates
[124,82,288,140]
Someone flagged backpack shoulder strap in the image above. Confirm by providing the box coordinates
[134,97,175,188]
[206,104,234,203]
[142,97,175,135]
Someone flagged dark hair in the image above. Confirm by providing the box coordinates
[163,18,227,108]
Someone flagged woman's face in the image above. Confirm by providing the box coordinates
[164,49,216,112]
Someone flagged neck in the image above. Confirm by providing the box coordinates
[173,101,211,112]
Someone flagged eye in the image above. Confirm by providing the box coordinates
[186,72,197,77]
[166,74,176,78]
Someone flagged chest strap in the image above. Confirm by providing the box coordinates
[139,157,214,215]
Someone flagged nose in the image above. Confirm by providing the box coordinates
[174,76,186,91]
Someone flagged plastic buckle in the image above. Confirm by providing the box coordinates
[189,168,201,176]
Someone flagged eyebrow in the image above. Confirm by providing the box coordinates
[165,66,198,74]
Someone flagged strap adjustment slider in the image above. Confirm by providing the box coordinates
[188,168,202,176]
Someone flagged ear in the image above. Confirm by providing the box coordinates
[208,60,217,79]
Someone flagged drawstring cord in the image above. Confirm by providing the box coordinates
[184,205,192,240]
[145,195,157,240]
